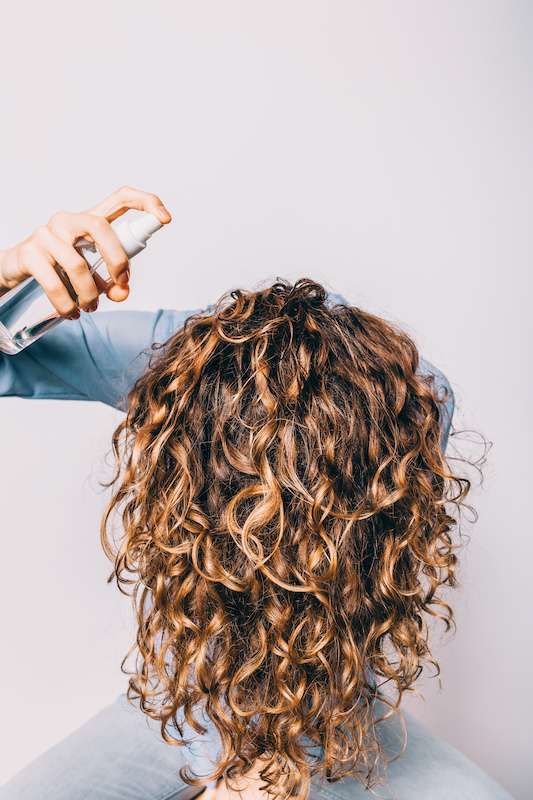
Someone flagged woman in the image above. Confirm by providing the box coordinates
[0,188,512,799]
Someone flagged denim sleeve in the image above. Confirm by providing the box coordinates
[418,356,455,453]
[0,308,198,411]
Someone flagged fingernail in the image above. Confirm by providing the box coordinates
[156,205,172,223]
[83,299,99,313]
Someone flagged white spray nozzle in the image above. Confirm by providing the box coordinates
[129,213,163,241]
[112,212,164,258]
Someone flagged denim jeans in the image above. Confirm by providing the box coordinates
[0,693,512,799]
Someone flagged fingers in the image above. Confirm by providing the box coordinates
[104,281,130,303]
[2,186,169,315]
[47,211,130,287]
[86,185,172,225]
[33,226,100,311]
[17,242,80,319]
[92,270,130,304]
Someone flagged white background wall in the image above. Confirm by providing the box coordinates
[0,2,531,798]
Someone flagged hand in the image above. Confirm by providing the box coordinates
[0,186,172,318]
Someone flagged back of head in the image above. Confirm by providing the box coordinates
[102,278,467,797]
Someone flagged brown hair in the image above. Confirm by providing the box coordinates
[101,279,469,798]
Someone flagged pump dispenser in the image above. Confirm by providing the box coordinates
[111,212,163,259]
[0,212,164,355]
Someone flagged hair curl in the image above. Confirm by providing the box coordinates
[101,278,470,798]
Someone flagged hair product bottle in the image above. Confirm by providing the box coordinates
[0,212,163,355]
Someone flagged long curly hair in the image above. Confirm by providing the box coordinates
[101,278,470,798]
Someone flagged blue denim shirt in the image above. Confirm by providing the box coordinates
[0,301,454,450]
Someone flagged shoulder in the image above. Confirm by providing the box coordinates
[418,356,455,451]
[384,710,513,800]
[76,307,201,409]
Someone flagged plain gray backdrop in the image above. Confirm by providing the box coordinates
[0,2,531,799]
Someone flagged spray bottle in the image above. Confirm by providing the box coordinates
[0,212,163,355]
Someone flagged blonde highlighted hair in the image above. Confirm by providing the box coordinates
[102,279,469,797]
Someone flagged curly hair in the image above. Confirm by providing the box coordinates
[101,278,470,798]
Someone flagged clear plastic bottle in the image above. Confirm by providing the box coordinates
[0,212,163,355]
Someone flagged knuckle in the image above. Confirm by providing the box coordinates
[34,224,50,241]
[48,210,67,227]
[47,282,65,300]
[69,255,89,274]
[91,215,109,234]
[119,184,134,195]
[19,241,37,261]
